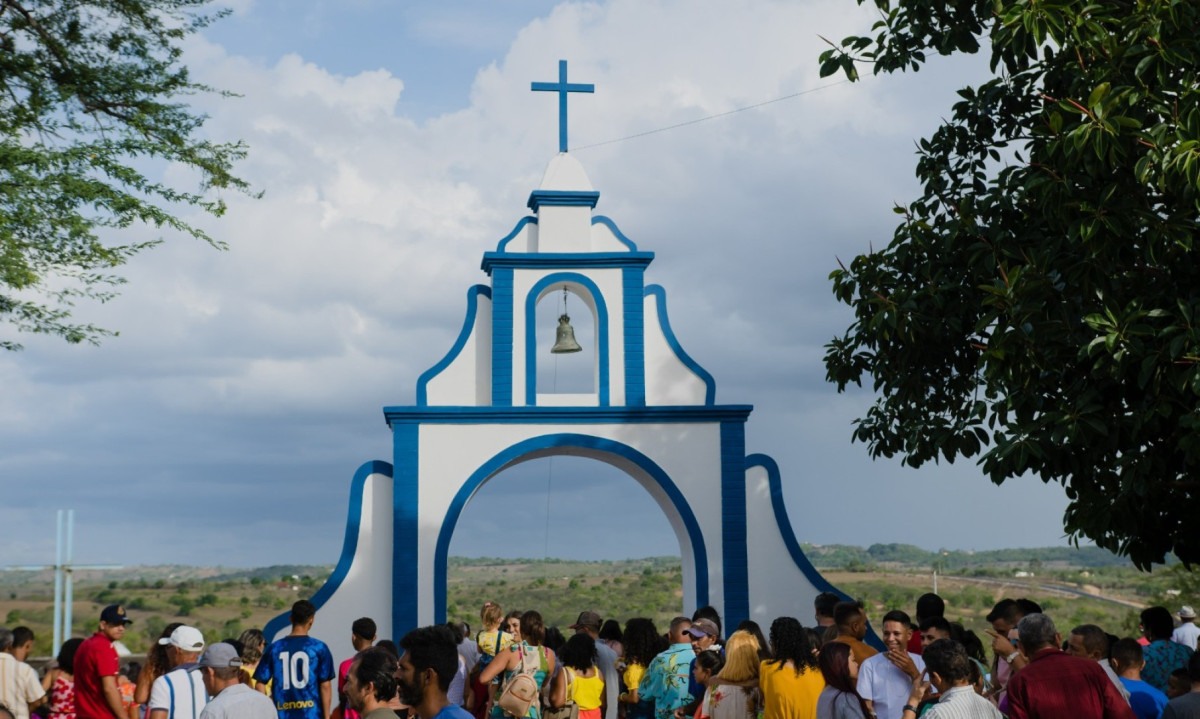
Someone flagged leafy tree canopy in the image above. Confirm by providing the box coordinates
[820,1,1200,568]
[0,0,251,350]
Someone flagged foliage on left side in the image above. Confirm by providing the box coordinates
[0,0,253,350]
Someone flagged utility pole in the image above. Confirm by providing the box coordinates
[3,510,121,654]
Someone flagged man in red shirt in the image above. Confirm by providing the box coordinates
[1006,613,1134,719]
[74,605,134,719]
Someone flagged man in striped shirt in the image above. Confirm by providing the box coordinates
[907,640,1000,719]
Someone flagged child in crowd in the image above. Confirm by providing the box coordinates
[477,601,516,667]
[691,651,725,719]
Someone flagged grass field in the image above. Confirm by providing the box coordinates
[1,551,1185,665]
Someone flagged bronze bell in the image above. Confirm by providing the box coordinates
[550,313,582,353]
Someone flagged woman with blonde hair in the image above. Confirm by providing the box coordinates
[238,629,267,690]
[701,631,762,719]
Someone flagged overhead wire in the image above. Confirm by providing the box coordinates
[569,79,850,151]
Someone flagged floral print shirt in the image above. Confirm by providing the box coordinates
[638,644,696,719]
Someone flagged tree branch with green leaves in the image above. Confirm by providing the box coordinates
[0,0,254,350]
[820,0,1200,568]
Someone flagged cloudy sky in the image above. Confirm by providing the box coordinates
[0,0,1081,570]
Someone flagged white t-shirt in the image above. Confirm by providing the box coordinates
[149,666,208,719]
[0,654,46,719]
[857,652,925,719]
[1172,622,1200,651]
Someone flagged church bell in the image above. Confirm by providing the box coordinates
[551,313,582,353]
[550,285,582,353]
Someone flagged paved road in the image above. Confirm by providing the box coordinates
[944,574,1146,609]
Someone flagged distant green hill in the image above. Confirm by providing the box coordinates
[800,543,1141,570]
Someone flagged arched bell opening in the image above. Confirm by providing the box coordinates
[524,274,608,406]
[535,285,595,396]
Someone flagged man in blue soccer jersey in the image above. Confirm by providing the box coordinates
[256,600,336,719]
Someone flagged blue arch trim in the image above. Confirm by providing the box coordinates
[481,252,653,274]
[622,267,645,406]
[492,270,514,406]
[591,216,638,250]
[645,285,716,405]
[417,286,492,406]
[432,434,709,622]
[383,406,752,425]
[527,189,600,211]
[524,272,609,406]
[495,216,538,252]
[720,423,749,630]
[263,460,395,642]
[748,452,884,650]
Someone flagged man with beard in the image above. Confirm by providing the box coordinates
[858,610,926,719]
[396,626,473,719]
[342,649,399,719]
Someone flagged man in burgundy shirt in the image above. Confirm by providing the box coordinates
[1006,613,1134,719]
[75,605,133,719]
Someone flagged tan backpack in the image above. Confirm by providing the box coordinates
[496,644,542,718]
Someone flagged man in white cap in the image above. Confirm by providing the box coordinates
[1175,608,1200,652]
[149,626,207,719]
[199,643,276,719]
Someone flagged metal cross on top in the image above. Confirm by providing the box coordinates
[531,59,594,153]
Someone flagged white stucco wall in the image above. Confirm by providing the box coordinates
[269,470,394,663]
[590,222,631,252]
[643,295,708,405]
[412,422,726,626]
[743,463,822,625]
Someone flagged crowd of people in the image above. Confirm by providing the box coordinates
[3,592,1200,719]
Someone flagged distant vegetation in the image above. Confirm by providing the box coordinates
[3,545,1196,666]
[446,556,684,630]
[800,542,1143,571]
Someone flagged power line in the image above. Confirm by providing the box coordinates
[570,79,849,151]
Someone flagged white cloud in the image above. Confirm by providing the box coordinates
[0,0,1074,568]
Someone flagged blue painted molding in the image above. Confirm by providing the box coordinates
[527,189,601,211]
[592,216,638,251]
[492,270,514,406]
[644,285,716,405]
[495,216,539,253]
[393,424,420,640]
[481,252,654,275]
[262,460,395,642]
[417,285,492,406]
[720,423,749,631]
[748,452,884,650]
[432,433,709,622]
[524,273,609,406]
[623,267,646,407]
[383,405,753,427]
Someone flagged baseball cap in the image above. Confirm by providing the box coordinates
[158,626,205,653]
[198,643,243,668]
[100,605,133,626]
[1181,606,1197,619]
[684,618,719,638]
[569,611,602,631]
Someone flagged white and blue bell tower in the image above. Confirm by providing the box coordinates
[265,62,850,661]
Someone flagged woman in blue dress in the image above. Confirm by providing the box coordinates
[480,610,557,719]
